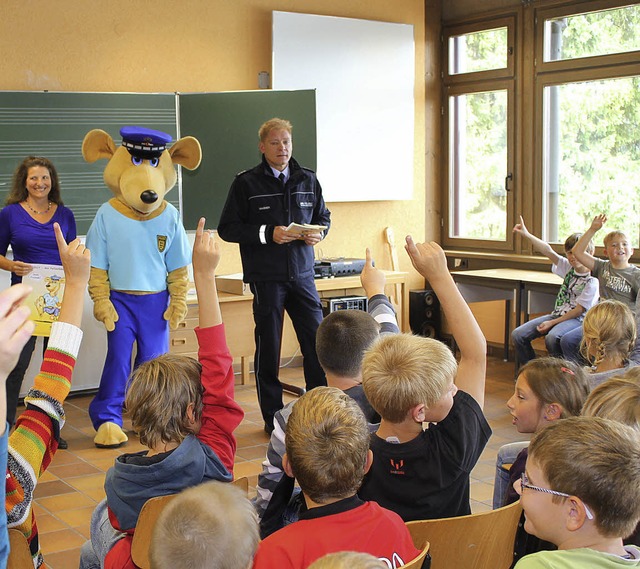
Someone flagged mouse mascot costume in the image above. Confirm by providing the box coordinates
[83,126,201,448]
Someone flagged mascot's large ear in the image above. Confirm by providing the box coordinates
[82,129,117,163]
[169,136,202,170]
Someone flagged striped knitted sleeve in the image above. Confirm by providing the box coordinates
[368,294,400,336]
[5,321,82,566]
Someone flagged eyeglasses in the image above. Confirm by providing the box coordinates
[519,473,594,520]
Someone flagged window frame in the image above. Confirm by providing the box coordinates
[443,16,516,83]
[441,15,517,251]
[441,0,640,259]
[535,0,640,74]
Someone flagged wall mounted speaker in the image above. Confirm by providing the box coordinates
[409,289,441,339]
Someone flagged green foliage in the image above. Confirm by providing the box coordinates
[450,5,639,244]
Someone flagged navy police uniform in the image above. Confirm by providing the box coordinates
[218,155,331,430]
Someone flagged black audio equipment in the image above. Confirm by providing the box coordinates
[409,289,441,339]
[321,295,368,317]
[314,258,366,278]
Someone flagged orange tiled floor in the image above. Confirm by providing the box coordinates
[19,357,524,569]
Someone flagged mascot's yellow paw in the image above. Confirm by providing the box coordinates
[94,422,128,448]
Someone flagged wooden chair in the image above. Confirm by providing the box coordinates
[7,529,33,569]
[405,501,522,569]
[130,477,249,569]
[404,540,431,569]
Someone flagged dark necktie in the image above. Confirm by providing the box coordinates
[278,172,285,184]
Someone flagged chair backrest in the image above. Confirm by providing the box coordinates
[403,541,431,569]
[405,501,522,569]
[7,529,33,569]
[130,477,250,569]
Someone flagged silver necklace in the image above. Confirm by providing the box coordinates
[25,200,51,215]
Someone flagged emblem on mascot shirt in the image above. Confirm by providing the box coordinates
[157,235,168,252]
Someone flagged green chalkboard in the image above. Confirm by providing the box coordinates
[0,90,316,234]
[179,89,317,230]
[0,91,177,234]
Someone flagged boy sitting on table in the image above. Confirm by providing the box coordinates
[562,214,640,365]
[511,216,598,366]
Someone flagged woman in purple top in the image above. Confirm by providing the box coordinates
[0,156,76,435]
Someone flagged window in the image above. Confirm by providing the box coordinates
[449,27,509,75]
[442,17,515,249]
[537,1,640,246]
[442,1,640,253]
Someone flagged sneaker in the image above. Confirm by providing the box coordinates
[58,437,68,450]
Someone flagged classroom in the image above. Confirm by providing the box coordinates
[1,0,639,568]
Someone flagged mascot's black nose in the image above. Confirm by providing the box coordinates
[140,190,158,204]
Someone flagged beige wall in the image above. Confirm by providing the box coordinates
[2,0,434,291]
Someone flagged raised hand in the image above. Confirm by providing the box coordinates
[590,214,607,233]
[54,222,90,287]
[193,217,221,277]
[513,215,531,238]
[404,235,448,280]
[360,247,386,297]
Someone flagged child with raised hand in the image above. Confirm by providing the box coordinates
[358,236,490,522]
[562,214,640,360]
[255,246,400,538]
[513,417,640,567]
[80,217,244,569]
[512,216,598,365]
[252,387,421,569]
[580,299,637,387]
[5,223,90,567]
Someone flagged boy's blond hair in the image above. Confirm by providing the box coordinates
[517,358,590,418]
[529,416,640,538]
[362,334,456,423]
[149,481,259,569]
[308,551,386,569]
[602,230,629,248]
[580,300,636,368]
[259,118,292,141]
[125,354,203,449]
[286,386,369,504]
[581,378,640,431]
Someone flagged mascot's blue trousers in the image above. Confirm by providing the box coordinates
[89,290,169,429]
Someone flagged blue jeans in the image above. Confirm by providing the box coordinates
[511,314,582,367]
[80,499,125,569]
[492,441,529,509]
[559,326,584,363]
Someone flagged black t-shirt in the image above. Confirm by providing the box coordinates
[358,390,491,521]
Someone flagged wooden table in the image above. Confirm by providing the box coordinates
[451,268,561,360]
[172,270,409,385]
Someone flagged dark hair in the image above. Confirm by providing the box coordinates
[6,156,63,206]
[316,310,379,377]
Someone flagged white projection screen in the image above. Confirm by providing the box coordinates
[272,11,415,202]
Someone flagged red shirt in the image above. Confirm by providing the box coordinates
[253,496,420,569]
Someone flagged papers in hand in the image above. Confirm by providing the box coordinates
[23,264,65,337]
[285,223,327,236]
